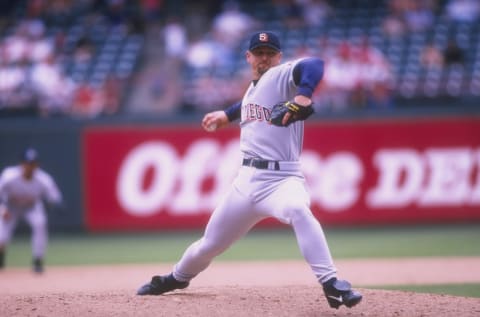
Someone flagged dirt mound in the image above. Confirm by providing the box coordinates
[2,287,479,317]
[1,258,479,316]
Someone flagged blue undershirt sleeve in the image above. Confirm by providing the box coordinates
[292,57,324,98]
[223,101,242,122]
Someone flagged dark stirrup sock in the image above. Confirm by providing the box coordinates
[0,249,5,268]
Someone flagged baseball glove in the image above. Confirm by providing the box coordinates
[269,101,315,127]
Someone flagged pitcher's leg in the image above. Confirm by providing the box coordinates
[258,178,336,283]
[258,178,362,308]
[291,210,362,309]
[290,208,337,283]
[174,187,264,281]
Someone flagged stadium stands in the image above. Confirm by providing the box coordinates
[1,0,479,117]
[0,0,144,117]
[179,0,480,112]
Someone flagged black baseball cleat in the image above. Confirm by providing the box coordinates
[33,258,44,274]
[137,273,189,295]
[322,278,362,309]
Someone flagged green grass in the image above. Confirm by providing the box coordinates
[365,283,480,298]
[324,224,480,258]
[5,223,480,298]
[6,223,480,266]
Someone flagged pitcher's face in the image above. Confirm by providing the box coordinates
[246,47,282,79]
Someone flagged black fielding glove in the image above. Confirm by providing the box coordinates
[269,101,315,127]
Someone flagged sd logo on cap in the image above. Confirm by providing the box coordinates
[249,31,281,52]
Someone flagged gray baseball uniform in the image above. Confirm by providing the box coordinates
[173,58,337,284]
[136,31,361,308]
[0,164,62,260]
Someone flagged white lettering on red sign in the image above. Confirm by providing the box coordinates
[116,139,241,217]
[116,141,480,217]
[367,149,424,207]
[170,139,240,214]
[116,141,179,217]
[419,148,473,206]
[302,150,363,211]
[367,147,480,208]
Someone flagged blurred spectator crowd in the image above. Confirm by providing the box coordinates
[0,0,146,118]
[151,0,480,114]
[1,0,480,118]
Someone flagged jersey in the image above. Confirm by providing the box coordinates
[0,165,62,213]
[172,56,338,286]
[240,58,305,162]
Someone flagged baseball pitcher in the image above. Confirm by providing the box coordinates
[137,31,362,309]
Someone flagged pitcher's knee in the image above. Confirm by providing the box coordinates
[283,203,312,224]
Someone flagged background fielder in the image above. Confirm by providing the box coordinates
[137,31,362,309]
[0,147,62,273]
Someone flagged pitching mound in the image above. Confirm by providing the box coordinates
[1,258,480,316]
[3,287,480,317]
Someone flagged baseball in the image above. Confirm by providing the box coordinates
[206,122,217,132]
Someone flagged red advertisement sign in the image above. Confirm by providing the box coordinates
[83,116,480,231]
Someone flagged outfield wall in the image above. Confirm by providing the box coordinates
[1,112,480,232]
[0,119,84,232]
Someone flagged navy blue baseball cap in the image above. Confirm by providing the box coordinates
[249,31,281,52]
[22,147,39,163]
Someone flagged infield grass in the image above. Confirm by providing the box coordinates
[365,283,480,298]
[6,223,480,265]
[5,223,480,298]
